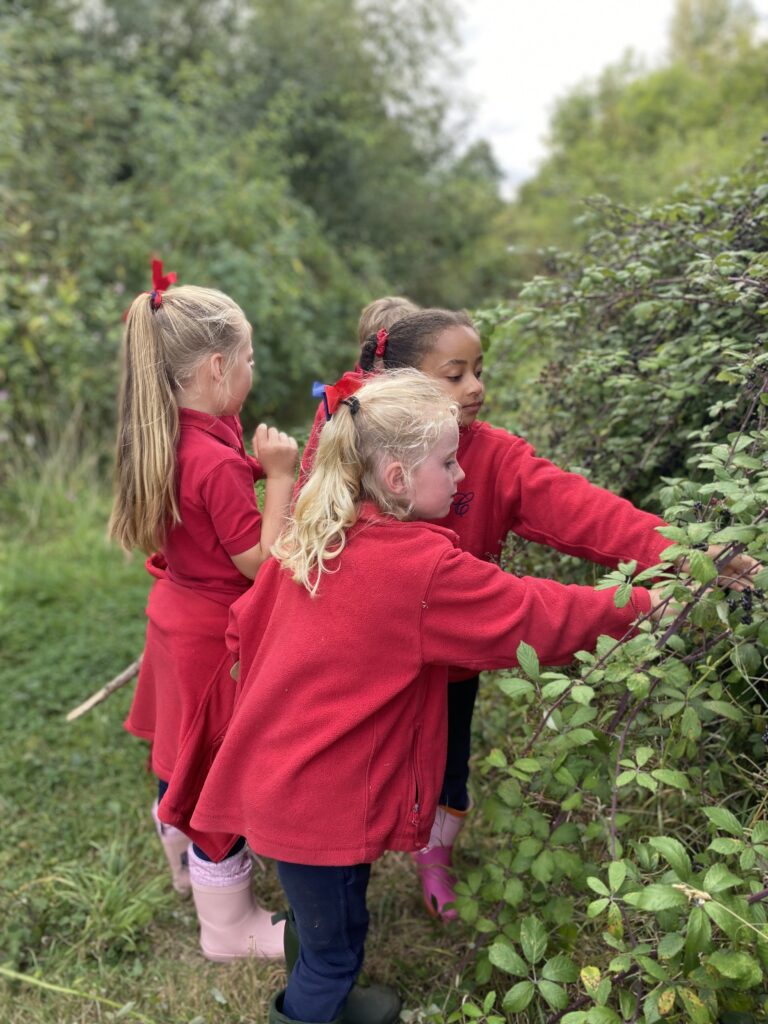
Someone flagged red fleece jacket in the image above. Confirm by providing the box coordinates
[298,380,669,682]
[187,508,650,864]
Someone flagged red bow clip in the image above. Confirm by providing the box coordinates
[121,259,178,321]
[375,328,388,359]
[313,376,363,421]
[149,258,177,310]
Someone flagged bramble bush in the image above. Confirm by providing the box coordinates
[451,155,768,1023]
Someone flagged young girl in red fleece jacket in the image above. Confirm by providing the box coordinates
[301,307,757,924]
[109,274,297,960]
[189,370,668,1024]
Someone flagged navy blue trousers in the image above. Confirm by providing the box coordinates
[277,861,371,1023]
[441,675,479,811]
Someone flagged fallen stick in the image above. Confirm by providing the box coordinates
[65,656,143,721]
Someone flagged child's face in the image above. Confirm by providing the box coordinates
[418,326,484,427]
[220,339,254,415]
[407,420,464,521]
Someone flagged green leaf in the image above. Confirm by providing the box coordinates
[651,768,690,790]
[704,900,743,939]
[541,954,579,983]
[519,914,548,964]
[636,772,659,793]
[542,678,571,698]
[614,582,633,607]
[623,885,688,911]
[708,837,743,854]
[488,940,527,976]
[703,806,743,836]
[657,932,684,958]
[539,979,569,1009]
[685,906,711,960]
[703,862,743,893]
[587,876,610,896]
[634,746,654,767]
[560,1014,588,1024]
[648,836,692,880]
[616,769,636,787]
[502,980,535,1013]
[681,705,701,740]
[677,988,710,1024]
[585,1008,621,1024]
[497,676,535,700]
[608,861,626,893]
[687,550,717,584]
[587,898,610,918]
[571,684,595,705]
[702,700,744,722]
[485,748,507,768]
[516,641,540,680]
[707,950,762,986]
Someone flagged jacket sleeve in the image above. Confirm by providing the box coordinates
[420,547,651,670]
[497,436,670,571]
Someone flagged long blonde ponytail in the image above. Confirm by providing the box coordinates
[274,370,458,594]
[109,285,249,553]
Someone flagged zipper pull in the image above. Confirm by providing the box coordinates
[410,803,420,826]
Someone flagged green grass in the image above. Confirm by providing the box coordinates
[0,449,476,1024]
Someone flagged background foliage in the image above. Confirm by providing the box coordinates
[458,151,768,1023]
[0,0,508,450]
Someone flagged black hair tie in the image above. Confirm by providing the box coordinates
[341,396,360,415]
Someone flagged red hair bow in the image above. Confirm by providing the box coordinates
[149,258,177,310]
[375,328,388,358]
[313,375,363,421]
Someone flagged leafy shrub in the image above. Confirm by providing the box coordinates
[455,156,768,1022]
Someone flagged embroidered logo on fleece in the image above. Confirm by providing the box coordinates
[452,491,474,517]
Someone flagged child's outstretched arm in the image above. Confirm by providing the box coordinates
[230,425,298,579]
[497,437,669,572]
[420,547,665,672]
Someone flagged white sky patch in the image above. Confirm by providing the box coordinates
[457,0,768,196]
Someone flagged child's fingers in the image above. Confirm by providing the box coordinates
[253,424,299,472]
[710,550,762,591]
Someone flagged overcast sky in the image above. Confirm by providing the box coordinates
[457,0,768,195]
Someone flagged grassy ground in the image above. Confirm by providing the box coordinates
[0,449,477,1024]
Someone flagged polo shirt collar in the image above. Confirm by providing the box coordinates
[179,408,242,451]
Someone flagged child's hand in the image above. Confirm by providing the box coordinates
[648,588,679,623]
[703,546,761,591]
[252,424,299,479]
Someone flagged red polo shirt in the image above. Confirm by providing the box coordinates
[164,409,265,606]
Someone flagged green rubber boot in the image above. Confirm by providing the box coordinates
[268,990,341,1024]
[272,911,402,1024]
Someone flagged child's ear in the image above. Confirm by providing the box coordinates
[381,459,408,496]
[209,352,226,383]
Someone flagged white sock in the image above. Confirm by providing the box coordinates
[188,845,251,887]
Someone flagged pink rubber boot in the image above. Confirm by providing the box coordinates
[151,799,191,897]
[411,804,470,921]
[188,846,285,962]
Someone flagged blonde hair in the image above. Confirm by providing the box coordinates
[357,295,419,347]
[109,285,250,553]
[274,370,458,595]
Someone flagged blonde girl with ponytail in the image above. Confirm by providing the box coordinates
[109,273,297,962]
[188,370,668,1024]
